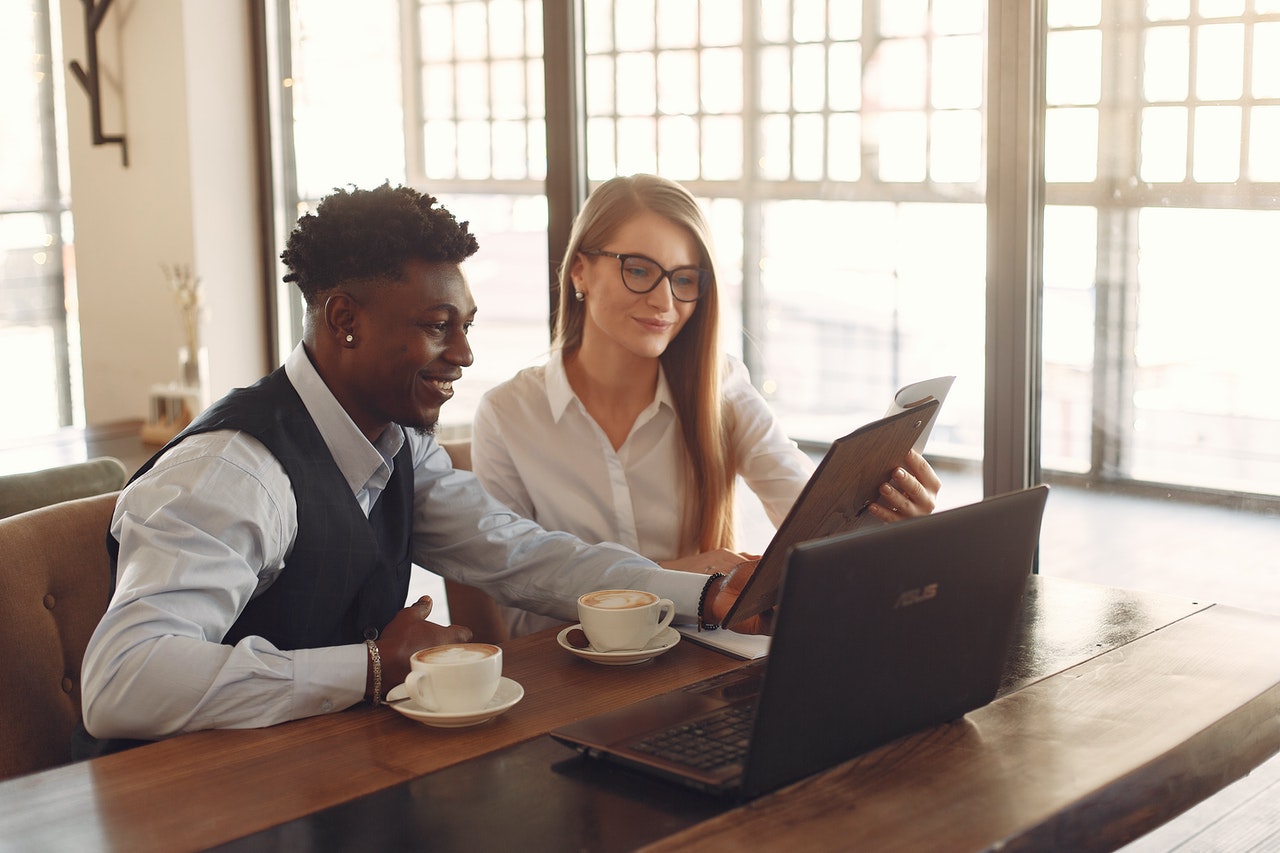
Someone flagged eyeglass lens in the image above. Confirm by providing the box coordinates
[618,255,706,302]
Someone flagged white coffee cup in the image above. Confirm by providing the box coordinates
[577,589,675,652]
[405,642,502,712]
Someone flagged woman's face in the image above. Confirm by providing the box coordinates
[571,209,703,363]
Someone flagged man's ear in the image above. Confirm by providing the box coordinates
[324,292,360,347]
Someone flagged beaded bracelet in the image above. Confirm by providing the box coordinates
[698,572,725,632]
[365,639,383,705]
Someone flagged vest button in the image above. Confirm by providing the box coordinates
[363,627,378,641]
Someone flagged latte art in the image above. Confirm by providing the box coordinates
[413,643,500,665]
[580,590,657,610]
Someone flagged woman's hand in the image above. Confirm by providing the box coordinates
[703,560,772,635]
[866,450,940,523]
[659,549,758,575]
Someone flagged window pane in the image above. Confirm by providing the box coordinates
[930,110,982,183]
[1192,105,1241,182]
[1141,106,1188,181]
[1249,106,1280,180]
[793,114,824,180]
[932,35,983,109]
[1143,26,1190,102]
[1040,205,1098,474]
[290,1,404,197]
[1195,24,1243,100]
[1044,108,1099,182]
[1253,23,1280,99]
[875,112,927,182]
[1133,209,1280,492]
[1046,30,1102,106]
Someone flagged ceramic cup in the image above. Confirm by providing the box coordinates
[405,643,502,713]
[577,589,675,652]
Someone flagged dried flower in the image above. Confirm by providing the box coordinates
[161,263,203,356]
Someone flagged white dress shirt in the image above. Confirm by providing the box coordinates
[471,351,815,637]
[80,344,706,741]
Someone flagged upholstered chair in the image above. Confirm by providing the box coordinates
[0,457,127,520]
[0,492,117,780]
[438,440,510,645]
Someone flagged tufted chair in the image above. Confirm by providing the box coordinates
[0,492,117,780]
[0,457,128,520]
[438,440,509,645]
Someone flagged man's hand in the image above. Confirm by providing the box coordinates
[866,449,941,522]
[703,560,773,636]
[369,595,472,699]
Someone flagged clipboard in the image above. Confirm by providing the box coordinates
[721,399,940,630]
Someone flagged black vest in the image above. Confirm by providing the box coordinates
[109,366,415,649]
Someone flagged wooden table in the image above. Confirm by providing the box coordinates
[2,577,1278,852]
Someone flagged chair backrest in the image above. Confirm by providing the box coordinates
[0,491,118,781]
[437,440,509,644]
[0,457,128,520]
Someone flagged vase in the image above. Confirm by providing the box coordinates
[178,345,211,409]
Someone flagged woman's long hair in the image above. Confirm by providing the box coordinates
[553,174,734,553]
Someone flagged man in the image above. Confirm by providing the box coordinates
[79,184,766,747]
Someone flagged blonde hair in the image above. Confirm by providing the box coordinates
[553,175,735,553]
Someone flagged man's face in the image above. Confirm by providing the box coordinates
[342,258,476,440]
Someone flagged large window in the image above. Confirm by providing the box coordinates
[0,0,79,440]
[265,0,1279,527]
[264,0,551,428]
[1042,0,1280,500]
[578,0,987,472]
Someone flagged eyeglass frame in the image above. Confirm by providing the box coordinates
[580,249,711,303]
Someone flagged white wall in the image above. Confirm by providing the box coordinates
[59,0,265,425]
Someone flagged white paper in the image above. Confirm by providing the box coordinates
[885,375,955,453]
[676,626,771,660]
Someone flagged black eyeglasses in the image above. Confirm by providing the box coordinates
[581,250,711,303]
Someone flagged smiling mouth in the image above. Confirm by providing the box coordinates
[422,376,456,396]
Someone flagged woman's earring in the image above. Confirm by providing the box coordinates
[345,333,354,343]
[574,290,585,302]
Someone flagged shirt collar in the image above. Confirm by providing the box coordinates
[544,349,676,423]
[284,343,403,496]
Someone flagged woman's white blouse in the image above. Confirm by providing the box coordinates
[471,351,815,637]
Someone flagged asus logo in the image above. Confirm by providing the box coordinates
[894,583,939,609]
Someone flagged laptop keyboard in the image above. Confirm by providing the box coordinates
[632,703,756,772]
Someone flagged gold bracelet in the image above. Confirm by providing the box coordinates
[365,639,383,705]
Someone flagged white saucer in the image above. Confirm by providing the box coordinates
[556,624,681,665]
[385,677,524,728]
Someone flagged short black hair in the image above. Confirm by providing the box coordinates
[280,183,480,305]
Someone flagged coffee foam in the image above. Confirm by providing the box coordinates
[580,589,657,610]
[413,643,498,665]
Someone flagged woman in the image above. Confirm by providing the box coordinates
[471,174,939,638]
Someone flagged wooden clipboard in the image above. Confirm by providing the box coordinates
[721,399,940,630]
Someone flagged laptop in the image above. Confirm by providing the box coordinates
[550,485,1049,799]
[720,398,941,629]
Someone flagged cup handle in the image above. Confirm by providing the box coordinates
[405,670,437,711]
[654,598,675,635]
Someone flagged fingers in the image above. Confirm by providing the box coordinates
[868,452,940,522]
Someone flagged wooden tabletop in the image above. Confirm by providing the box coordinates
[2,576,1278,852]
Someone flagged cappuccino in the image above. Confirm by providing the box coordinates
[406,642,502,712]
[412,643,499,666]
[579,589,657,610]
[578,589,675,652]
